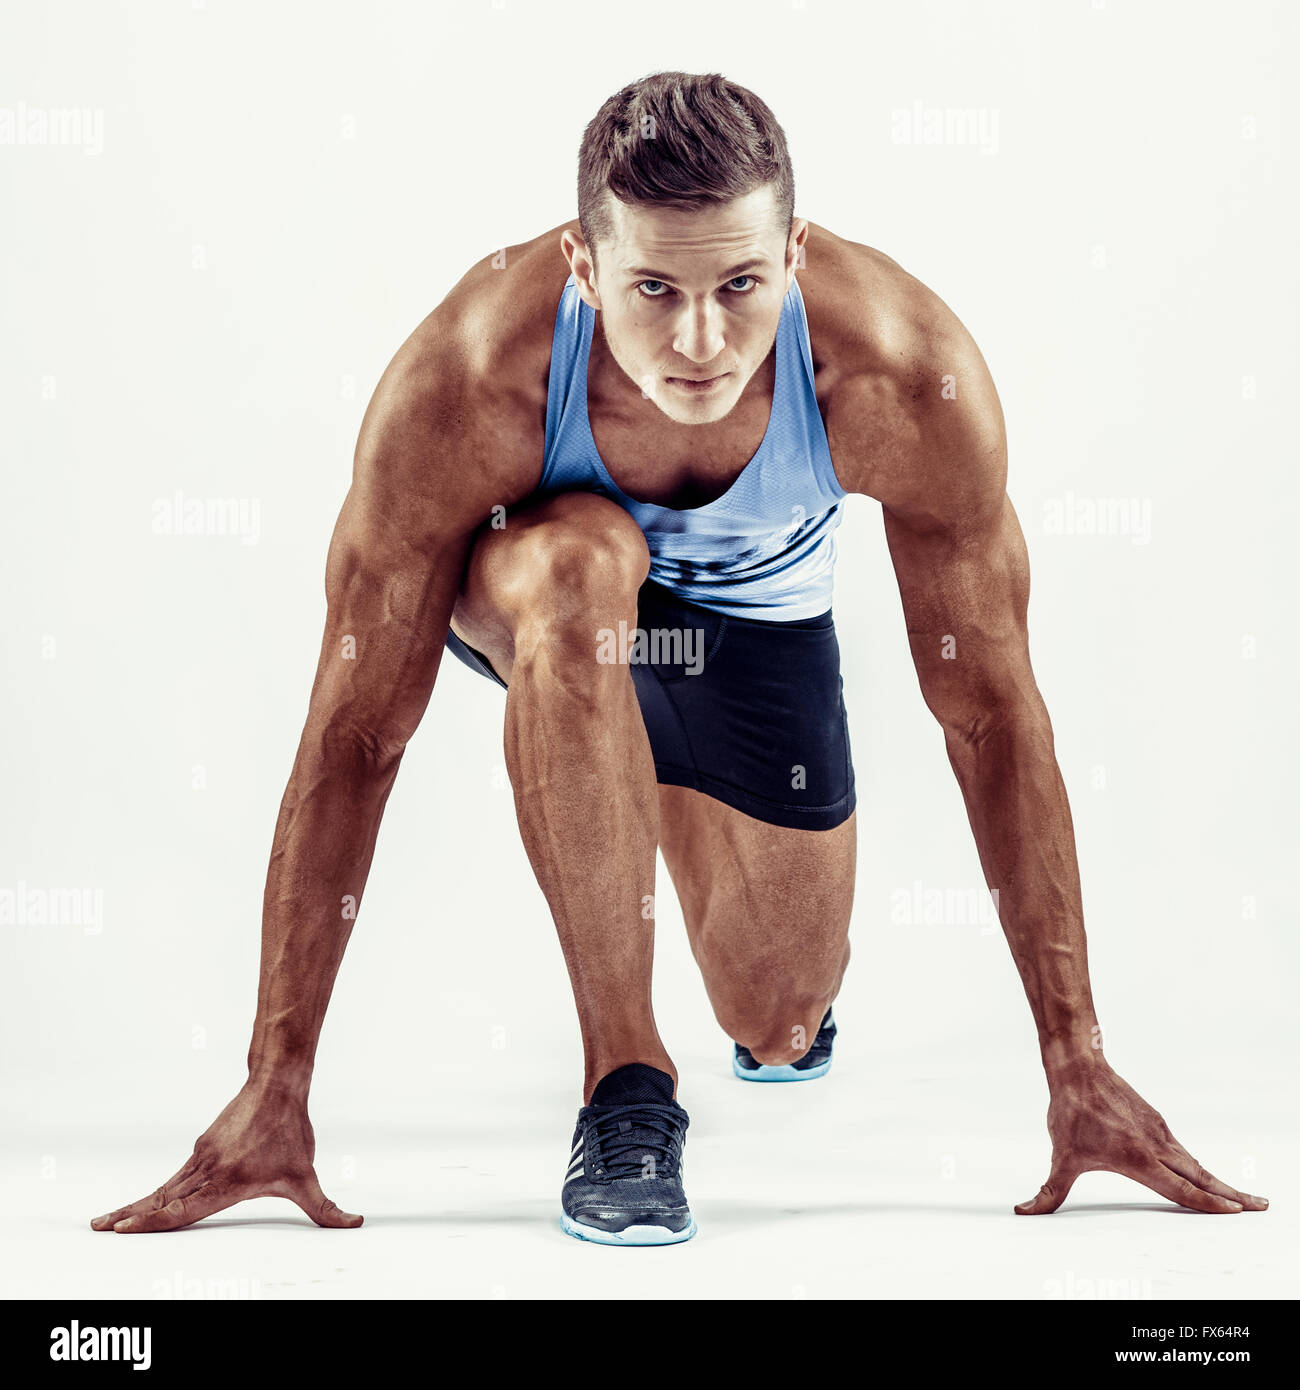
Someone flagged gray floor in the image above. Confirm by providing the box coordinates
[6,1049,1290,1300]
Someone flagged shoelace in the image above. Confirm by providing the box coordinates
[584,1102,685,1181]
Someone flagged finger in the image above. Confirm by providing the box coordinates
[1133,1162,1243,1214]
[91,1160,202,1231]
[287,1171,363,1229]
[1014,1159,1079,1215]
[1162,1149,1268,1211]
[113,1181,235,1233]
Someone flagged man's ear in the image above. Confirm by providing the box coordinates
[561,228,601,309]
[786,217,810,285]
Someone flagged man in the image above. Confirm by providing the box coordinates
[92,71,1267,1245]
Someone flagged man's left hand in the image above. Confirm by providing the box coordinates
[1015,1061,1269,1215]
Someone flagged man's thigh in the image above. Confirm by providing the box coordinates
[642,587,859,1044]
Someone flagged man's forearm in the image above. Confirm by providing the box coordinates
[245,726,405,1097]
[941,697,1101,1074]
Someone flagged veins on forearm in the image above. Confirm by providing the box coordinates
[943,706,1096,1040]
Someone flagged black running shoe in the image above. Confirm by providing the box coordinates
[733,1008,837,1082]
[560,1063,695,1245]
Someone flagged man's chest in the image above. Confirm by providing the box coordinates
[586,405,769,510]
[584,356,850,511]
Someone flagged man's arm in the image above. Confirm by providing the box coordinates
[93,305,540,1233]
[837,306,1266,1216]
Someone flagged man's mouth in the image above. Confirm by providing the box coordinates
[666,373,729,393]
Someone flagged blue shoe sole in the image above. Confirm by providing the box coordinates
[560,1211,697,1246]
[732,1054,833,1082]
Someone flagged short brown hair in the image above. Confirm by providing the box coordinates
[577,71,795,261]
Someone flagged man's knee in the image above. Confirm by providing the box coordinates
[501,495,649,619]
[722,994,831,1067]
[477,496,648,683]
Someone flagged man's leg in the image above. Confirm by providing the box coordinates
[656,785,856,1065]
[449,491,675,1101]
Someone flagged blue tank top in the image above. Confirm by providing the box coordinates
[538,274,846,621]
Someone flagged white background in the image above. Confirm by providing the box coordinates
[2,0,1295,1300]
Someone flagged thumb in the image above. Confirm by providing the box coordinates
[290,1171,364,1229]
[1014,1159,1078,1216]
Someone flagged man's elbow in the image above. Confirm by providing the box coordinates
[311,710,414,777]
[926,680,1052,753]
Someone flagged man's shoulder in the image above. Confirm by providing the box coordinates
[394,219,572,400]
[354,225,576,513]
[439,222,577,377]
[799,222,988,396]
[800,222,1005,506]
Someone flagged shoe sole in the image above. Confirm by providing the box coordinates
[560,1211,697,1246]
[732,1054,833,1082]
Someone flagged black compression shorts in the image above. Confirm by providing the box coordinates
[443,578,856,831]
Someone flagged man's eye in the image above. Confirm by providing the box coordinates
[636,276,756,297]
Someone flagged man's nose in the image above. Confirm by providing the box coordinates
[671,301,726,364]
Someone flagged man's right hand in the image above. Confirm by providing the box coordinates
[90,1082,363,1233]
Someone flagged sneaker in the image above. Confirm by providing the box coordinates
[560,1063,696,1245]
[733,1008,836,1082]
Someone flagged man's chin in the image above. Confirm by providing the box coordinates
[651,380,741,425]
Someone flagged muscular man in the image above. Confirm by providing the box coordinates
[93,71,1267,1245]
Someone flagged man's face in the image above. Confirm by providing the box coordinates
[564,186,806,426]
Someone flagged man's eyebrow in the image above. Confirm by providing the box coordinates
[623,258,770,282]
